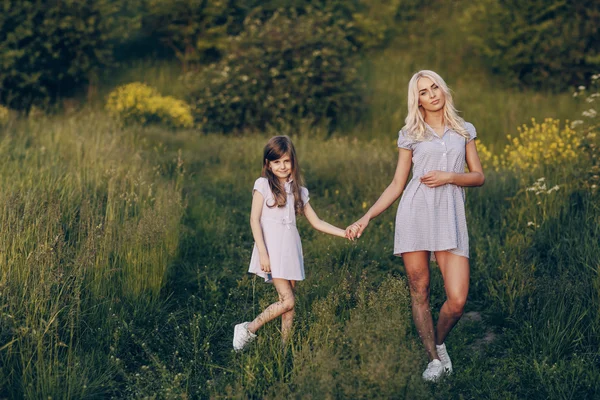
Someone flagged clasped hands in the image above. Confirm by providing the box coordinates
[343,170,450,242]
[345,215,370,241]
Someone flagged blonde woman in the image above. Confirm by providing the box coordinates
[347,70,485,382]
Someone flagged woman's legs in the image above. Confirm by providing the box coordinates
[247,278,295,334]
[402,251,438,361]
[433,251,469,345]
[281,280,296,343]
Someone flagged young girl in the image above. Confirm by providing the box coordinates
[347,70,485,381]
[233,135,348,351]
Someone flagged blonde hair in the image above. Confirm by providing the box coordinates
[403,70,469,141]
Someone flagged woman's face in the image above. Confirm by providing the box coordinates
[417,77,445,113]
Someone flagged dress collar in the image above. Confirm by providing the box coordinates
[425,122,450,138]
[283,178,293,193]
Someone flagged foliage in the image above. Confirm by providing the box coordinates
[347,0,427,49]
[141,0,423,73]
[0,0,141,109]
[187,9,365,133]
[141,0,249,71]
[106,82,194,128]
[460,0,600,90]
[276,0,426,50]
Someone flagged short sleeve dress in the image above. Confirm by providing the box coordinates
[394,122,477,261]
[248,177,309,282]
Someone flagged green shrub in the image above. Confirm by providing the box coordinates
[141,0,423,73]
[106,82,194,128]
[0,0,140,109]
[141,0,253,71]
[187,9,365,133]
[461,0,600,90]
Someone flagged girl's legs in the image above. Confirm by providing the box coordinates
[433,251,469,345]
[281,280,296,344]
[402,251,438,361]
[247,278,295,334]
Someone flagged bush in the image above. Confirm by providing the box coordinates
[0,0,140,109]
[141,0,421,73]
[187,9,365,133]
[141,0,253,71]
[106,83,194,129]
[344,0,428,49]
[461,0,600,90]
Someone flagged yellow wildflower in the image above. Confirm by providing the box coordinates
[106,83,194,129]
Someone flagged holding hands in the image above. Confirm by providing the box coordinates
[345,214,370,240]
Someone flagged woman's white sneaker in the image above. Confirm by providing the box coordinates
[422,359,445,382]
[233,322,256,351]
[436,343,453,375]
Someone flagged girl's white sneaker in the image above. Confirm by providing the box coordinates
[436,343,453,375]
[233,322,256,351]
[422,359,444,382]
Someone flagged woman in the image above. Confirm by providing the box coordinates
[347,70,485,382]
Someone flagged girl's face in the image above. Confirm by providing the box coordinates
[417,77,445,113]
[268,154,292,182]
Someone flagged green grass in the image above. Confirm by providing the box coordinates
[0,114,183,398]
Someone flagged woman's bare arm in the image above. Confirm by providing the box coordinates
[420,140,485,188]
[348,148,413,238]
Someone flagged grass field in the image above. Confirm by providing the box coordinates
[0,0,599,398]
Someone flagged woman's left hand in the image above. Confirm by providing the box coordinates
[420,171,452,188]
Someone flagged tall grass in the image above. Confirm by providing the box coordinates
[0,113,183,398]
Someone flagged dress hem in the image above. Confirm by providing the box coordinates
[393,247,469,262]
[248,271,305,283]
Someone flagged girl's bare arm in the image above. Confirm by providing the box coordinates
[249,191,270,271]
[303,202,346,238]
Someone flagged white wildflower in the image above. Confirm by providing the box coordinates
[578,85,586,91]
[546,185,560,193]
[582,109,597,118]
[570,120,584,128]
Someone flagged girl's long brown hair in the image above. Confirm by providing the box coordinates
[262,136,305,215]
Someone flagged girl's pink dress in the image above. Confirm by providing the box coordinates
[248,177,309,282]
